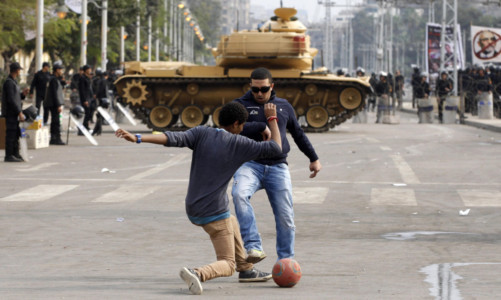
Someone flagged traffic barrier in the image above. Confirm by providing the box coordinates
[443,96,459,124]
[417,97,434,123]
[477,92,493,119]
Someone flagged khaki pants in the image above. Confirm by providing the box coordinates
[195,215,253,282]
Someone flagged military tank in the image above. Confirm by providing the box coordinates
[114,7,371,132]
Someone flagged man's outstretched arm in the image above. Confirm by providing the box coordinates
[115,129,167,145]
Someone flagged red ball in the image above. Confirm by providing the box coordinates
[272,258,302,287]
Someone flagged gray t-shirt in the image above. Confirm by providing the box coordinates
[164,126,281,223]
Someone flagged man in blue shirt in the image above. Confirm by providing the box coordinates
[232,67,322,263]
[116,102,282,295]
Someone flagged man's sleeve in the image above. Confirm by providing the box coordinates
[286,105,319,162]
[6,81,22,115]
[235,135,282,161]
[29,73,38,94]
[163,127,199,149]
[241,122,266,140]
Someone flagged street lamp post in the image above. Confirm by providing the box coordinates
[101,0,108,71]
[136,0,141,61]
[81,0,88,66]
[35,0,44,71]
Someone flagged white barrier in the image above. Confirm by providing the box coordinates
[477,92,494,120]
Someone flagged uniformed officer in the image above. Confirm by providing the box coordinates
[2,62,29,162]
[29,62,51,122]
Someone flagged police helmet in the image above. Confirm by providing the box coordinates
[100,98,110,109]
[420,72,428,78]
[95,68,102,76]
[379,71,388,77]
[71,105,85,118]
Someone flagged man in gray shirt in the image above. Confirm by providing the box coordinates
[116,102,282,295]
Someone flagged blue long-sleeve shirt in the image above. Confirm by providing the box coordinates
[164,126,281,224]
[234,90,319,165]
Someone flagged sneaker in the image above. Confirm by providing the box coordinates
[4,155,24,163]
[179,267,203,295]
[246,249,267,264]
[238,268,272,282]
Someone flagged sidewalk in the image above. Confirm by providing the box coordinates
[400,100,501,133]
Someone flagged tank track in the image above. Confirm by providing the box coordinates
[117,77,369,132]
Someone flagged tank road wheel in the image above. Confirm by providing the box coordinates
[306,105,329,128]
[212,106,223,127]
[149,106,173,129]
[339,87,363,110]
[122,80,149,106]
[181,105,204,128]
[186,83,199,95]
[305,84,318,96]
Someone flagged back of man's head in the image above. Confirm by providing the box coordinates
[250,67,273,83]
[219,102,248,127]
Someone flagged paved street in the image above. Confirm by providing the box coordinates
[1,109,500,299]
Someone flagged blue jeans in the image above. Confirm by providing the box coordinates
[232,161,295,259]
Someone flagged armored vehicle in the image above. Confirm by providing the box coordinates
[114,7,371,131]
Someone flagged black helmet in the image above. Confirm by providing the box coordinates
[71,105,85,118]
[100,98,110,109]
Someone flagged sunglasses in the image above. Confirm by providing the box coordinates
[251,86,271,93]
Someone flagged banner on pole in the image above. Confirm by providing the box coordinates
[425,23,464,77]
[471,25,501,65]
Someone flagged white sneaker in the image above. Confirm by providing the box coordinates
[179,267,203,295]
[246,249,267,264]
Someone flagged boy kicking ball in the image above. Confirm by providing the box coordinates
[116,102,282,295]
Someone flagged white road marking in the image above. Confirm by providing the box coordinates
[457,190,501,207]
[92,185,162,203]
[126,153,189,181]
[1,185,78,202]
[371,188,417,206]
[390,154,421,184]
[293,187,329,204]
[16,162,59,172]
[380,146,392,151]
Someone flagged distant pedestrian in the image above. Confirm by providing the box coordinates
[394,70,404,109]
[375,71,391,123]
[436,71,452,123]
[44,64,66,145]
[29,62,51,122]
[92,71,110,136]
[78,65,94,134]
[2,62,29,162]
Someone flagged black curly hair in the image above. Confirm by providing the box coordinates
[250,67,273,83]
[218,102,248,127]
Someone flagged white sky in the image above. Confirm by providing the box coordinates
[250,0,366,23]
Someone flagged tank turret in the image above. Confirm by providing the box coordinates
[212,8,318,70]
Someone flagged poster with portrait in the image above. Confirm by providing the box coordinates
[425,23,464,77]
[471,25,501,65]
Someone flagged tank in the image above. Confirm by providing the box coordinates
[114,7,371,132]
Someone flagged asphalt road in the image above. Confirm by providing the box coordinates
[1,109,500,299]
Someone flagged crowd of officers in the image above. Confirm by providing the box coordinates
[359,64,501,123]
[2,61,118,162]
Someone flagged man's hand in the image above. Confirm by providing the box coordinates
[115,128,136,143]
[309,160,321,178]
[18,112,26,122]
[58,106,63,113]
[264,103,277,118]
[261,126,271,141]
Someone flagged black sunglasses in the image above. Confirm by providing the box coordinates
[251,86,271,93]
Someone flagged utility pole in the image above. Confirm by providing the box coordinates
[318,0,335,71]
[35,0,44,71]
[136,0,140,61]
[101,0,108,71]
[148,14,152,62]
[439,0,458,95]
[81,0,88,66]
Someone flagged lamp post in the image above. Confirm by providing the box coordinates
[35,0,44,71]
[81,0,88,66]
[101,0,108,71]
[136,0,141,61]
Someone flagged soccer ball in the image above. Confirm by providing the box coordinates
[272,258,302,287]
